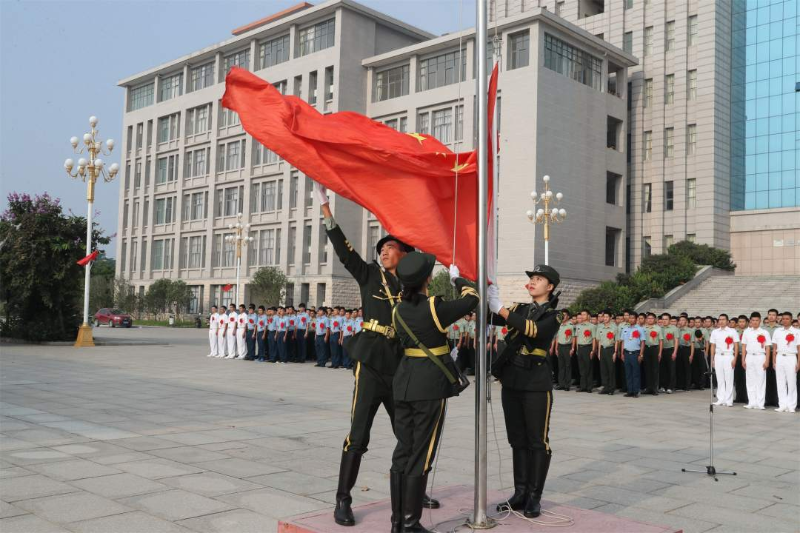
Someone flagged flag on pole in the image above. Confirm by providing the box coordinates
[222,284,233,292]
[222,66,498,281]
[77,250,99,267]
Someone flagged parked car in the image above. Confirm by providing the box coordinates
[94,308,133,328]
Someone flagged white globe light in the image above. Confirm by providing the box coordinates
[530,190,538,199]
[556,192,563,201]
[536,208,544,217]
[545,190,553,198]
[94,158,104,169]
[106,139,115,150]
[64,158,74,170]
[542,175,550,183]
[248,236,254,242]
[237,212,243,218]
[228,224,233,230]
[109,163,119,173]
[83,133,92,143]
[89,116,98,127]
[245,223,251,229]
[526,209,534,219]
[559,208,566,217]
[94,141,102,152]
[70,136,79,147]
[78,158,88,167]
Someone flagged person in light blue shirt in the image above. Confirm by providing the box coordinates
[266,307,277,362]
[329,307,343,369]
[296,303,310,363]
[341,309,355,370]
[285,306,298,362]
[315,308,330,367]
[354,309,363,334]
[275,307,288,364]
[619,314,646,397]
[245,305,257,361]
[255,306,267,362]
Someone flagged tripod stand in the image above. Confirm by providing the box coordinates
[682,360,737,481]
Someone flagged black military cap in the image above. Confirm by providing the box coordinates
[376,234,415,256]
[397,252,436,286]
[525,264,561,288]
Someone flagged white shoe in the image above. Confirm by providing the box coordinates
[774,408,784,412]
[225,355,236,359]
[713,401,723,406]
[787,409,796,413]
[744,405,753,409]
[725,403,733,407]
[757,406,765,410]
[207,354,213,357]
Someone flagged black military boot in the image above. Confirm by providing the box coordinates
[333,451,362,526]
[523,450,551,518]
[402,475,432,533]
[421,472,440,509]
[497,448,528,512]
[390,471,403,533]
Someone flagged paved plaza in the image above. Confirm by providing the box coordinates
[1,327,798,533]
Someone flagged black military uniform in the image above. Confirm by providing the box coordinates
[390,252,479,533]
[490,265,562,519]
[324,218,439,527]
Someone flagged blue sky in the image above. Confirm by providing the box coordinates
[0,0,476,257]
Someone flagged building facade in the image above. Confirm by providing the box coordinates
[115,0,636,313]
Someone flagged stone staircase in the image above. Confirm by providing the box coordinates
[652,275,800,317]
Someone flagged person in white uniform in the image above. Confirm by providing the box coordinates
[226,304,238,359]
[207,305,219,357]
[771,311,799,413]
[236,304,248,359]
[217,307,228,357]
[740,311,771,410]
[708,313,740,407]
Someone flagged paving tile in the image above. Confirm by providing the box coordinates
[0,514,71,532]
[69,511,192,533]
[0,449,74,466]
[159,471,263,496]
[13,492,130,524]
[69,473,170,499]
[0,475,76,502]
[26,459,120,481]
[177,508,278,533]
[0,500,27,519]
[0,466,35,479]
[193,458,286,478]
[216,487,330,518]
[113,458,205,480]
[147,446,231,464]
[119,489,232,521]
[112,436,184,451]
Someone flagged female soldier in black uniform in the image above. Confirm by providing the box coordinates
[390,253,479,533]
[487,265,563,519]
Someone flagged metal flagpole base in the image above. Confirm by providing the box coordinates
[466,516,498,530]
[681,465,737,482]
[74,324,95,347]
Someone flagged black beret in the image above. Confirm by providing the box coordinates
[376,234,415,256]
[525,264,561,288]
[397,252,436,286]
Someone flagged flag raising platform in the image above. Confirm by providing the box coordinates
[278,485,682,533]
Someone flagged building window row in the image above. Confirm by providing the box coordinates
[216,185,244,218]
[222,49,250,79]
[159,72,183,102]
[298,18,335,57]
[180,235,207,269]
[129,83,154,111]
[182,191,209,221]
[259,34,290,69]
[187,104,212,136]
[418,49,467,92]
[374,64,409,102]
[543,34,602,92]
[157,113,180,143]
[250,178,284,214]
[217,139,246,172]
[156,154,179,184]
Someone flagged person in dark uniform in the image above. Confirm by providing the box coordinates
[487,265,562,519]
[314,184,439,527]
[390,254,478,533]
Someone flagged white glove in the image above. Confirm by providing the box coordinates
[314,181,330,205]
[448,264,460,286]
[450,346,459,362]
[487,284,504,314]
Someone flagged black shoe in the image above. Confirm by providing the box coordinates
[599,388,607,395]
[634,392,640,398]
[608,391,615,396]
[402,475,432,532]
[334,451,362,526]
[497,448,528,512]
[390,471,402,533]
[562,387,571,392]
[422,493,439,509]
[624,393,633,397]
[524,451,551,518]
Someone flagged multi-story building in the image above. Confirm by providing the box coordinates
[115,0,636,312]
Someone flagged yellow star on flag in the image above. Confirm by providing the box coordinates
[451,161,469,172]
[406,132,426,144]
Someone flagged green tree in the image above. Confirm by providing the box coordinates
[0,192,109,341]
[168,280,193,319]
[145,279,171,319]
[249,266,288,306]
[668,240,735,271]
[114,277,137,313]
[89,257,116,312]
[427,270,456,300]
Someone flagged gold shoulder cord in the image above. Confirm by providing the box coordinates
[374,267,400,305]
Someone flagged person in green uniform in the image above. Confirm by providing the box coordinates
[315,184,439,527]
[660,313,679,394]
[487,265,562,519]
[676,314,695,391]
[643,312,663,395]
[390,255,479,533]
[551,309,573,391]
[596,310,617,395]
[572,310,596,393]
[466,311,477,375]
[447,315,464,351]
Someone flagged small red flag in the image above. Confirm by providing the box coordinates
[222,284,233,292]
[77,250,99,266]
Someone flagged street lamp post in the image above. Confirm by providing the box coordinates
[224,213,253,305]
[64,116,119,347]
[526,175,566,265]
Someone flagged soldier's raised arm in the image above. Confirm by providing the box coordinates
[317,184,370,285]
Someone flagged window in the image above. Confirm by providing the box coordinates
[152,240,165,270]
[223,49,250,76]
[129,83,154,111]
[643,183,652,212]
[187,104,211,135]
[665,21,675,52]
[146,120,153,148]
[253,141,279,165]
[305,176,314,208]
[155,197,176,225]
[687,234,696,243]
[644,27,653,56]
[316,282,326,307]
[686,124,697,155]
[133,200,140,227]
[157,113,180,143]
[664,235,674,249]
[399,116,408,133]
[298,19,335,57]
[455,106,463,141]
[123,201,129,230]
[687,15,698,47]
[417,112,430,135]
[186,236,204,268]
[606,172,620,205]
[143,199,149,227]
[543,34,602,91]
[509,31,530,70]
[644,78,653,107]
[432,108,453,143]
[623,32,633,54]
[219,186,241,217]
[664,127,674,158]
[219,106,240,128]
[385,119,398,130]
[136,123,143,149]
[319,222,328,263]
[665,74,675,104]
[294,76,302,99]
[367,225,380,257]
[217,139,246,171]
[184,147,210,178]
[259,35,290,68]
[144,156,151,187]
[134,161,142,188]
[687,70,697,101]
[159,72,183,102]
[186,191,206,220]
[643,236,652,258]
[156,154,179,184]
[290,171,299,209]
[374,65,410,102]
[324,66,334,101]
[418,50,466,91]
[643,131,652,161]
[309,71,318,104]
[125,162,130,190]
[190,62,214,92]
[303,224,312,264]
[251,181,277,213]
[624,0,633,9]
[287,225,297,266]
[214,233,236,267]
[605,228,619,267]
[665,181,674,210]
[130,240,137,272]
[188,286,201,314]
[687,178,697,208]
[255,228,279,265]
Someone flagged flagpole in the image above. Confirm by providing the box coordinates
[473,0,490,527]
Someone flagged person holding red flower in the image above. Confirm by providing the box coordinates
[659,313,680,394]
[642,312,663,395]
[596,311,617,395]
[552,309,574,391]
[572,310,597,393]
[709,314,740,407]
[676,315,695,391]
[620,314,646,397]
[771,311,799,413]
[740,312,771,410]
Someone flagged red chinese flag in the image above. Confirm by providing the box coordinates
[77,250,99,266]
[222,284,233,292]
[221,66,499,281]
